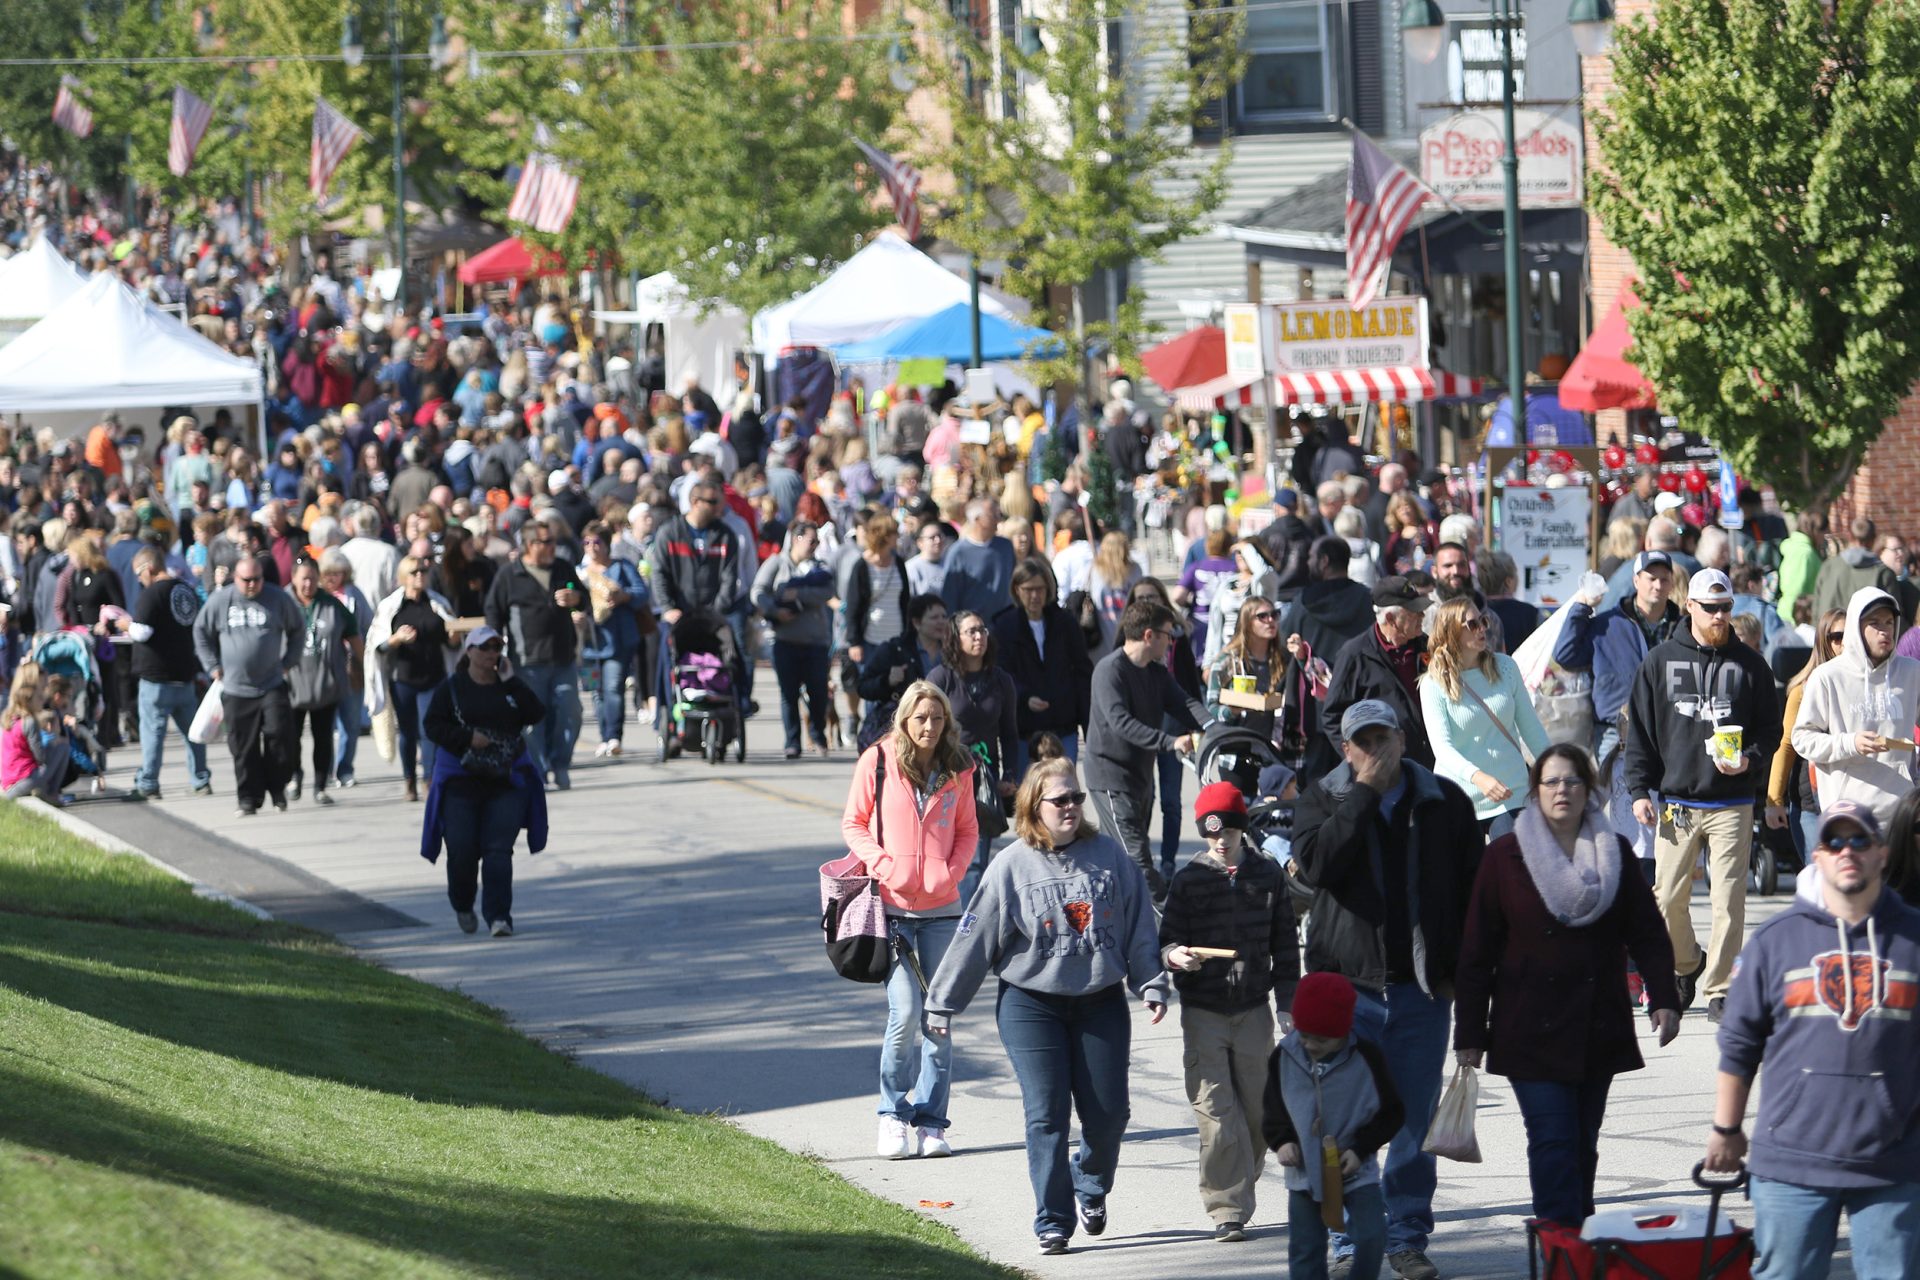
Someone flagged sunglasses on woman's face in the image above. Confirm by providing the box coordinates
[1464,616,1487,632]
[1248,611,1277,623]
[1827,631,1846,644]
[1043,791,1086,808]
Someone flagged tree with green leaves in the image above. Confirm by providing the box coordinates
[1592,0,1920,511]
[911,0,1244,393]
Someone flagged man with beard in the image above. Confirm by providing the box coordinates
[1424,542,1505,654]
[1623,569,1782,1024]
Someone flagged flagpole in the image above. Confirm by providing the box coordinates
[386,0,408,315]
[1496,0,1526,445]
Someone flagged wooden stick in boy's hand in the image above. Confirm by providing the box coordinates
[1187,946,1238,959]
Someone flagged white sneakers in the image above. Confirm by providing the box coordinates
[877,1116,918,1160]
[877,1118,955,1159]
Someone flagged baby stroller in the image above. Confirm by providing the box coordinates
[1196,721,1309,909]
[656,609,746,765]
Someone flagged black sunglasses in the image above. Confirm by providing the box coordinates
[1696,602,1733,615]
[1043,792,1087,808]
[1820,834,1874,853]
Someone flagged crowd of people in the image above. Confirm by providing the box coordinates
[4,170,1918,1276]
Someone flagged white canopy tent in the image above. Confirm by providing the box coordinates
[0,237,89,343]
[0,272,262,442]
[592,271,747,397]
[750,232,1026,364]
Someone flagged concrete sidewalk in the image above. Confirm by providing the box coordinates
[91,716,1853,1279]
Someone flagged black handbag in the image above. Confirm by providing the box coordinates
[972,752,1008,839]
[820,751,892,983]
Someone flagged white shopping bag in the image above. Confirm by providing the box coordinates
[187,679,225,744]
[1422,1064,1483,1163]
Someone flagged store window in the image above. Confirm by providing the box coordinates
[1240,2,1331,119]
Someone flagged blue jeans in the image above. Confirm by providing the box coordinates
[334,697,364,783]
[880,915,958,1130]
[440,781,523,925]
[1156,747,1184,878]
[995,981,1132,1239]
[596,651,635,744]
[726,607,756,704]
[1749,1175,1920,1280]
[393,679,440,785]
[1510,1076,1613,1225]
[771,641,830,753]
[135,680,209,794]
[516,662,581,778]
[1292,1182,1385,1280]
[1335,983,1452,1257]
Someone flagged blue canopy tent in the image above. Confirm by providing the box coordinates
[832,302,1061,365]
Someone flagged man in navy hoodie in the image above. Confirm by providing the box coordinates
[1706,799,1920,1278]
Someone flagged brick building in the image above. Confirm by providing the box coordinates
[1580,2,1920,531]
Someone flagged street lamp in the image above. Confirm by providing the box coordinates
[341,3,450,315]
[1401,0,1612,446]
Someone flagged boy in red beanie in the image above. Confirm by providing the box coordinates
[1264,971,1405,1280]
[1159,779,1301,1242]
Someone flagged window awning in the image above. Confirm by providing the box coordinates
[1560,280,1656,412]
[1273,366,1485,406]
[1174,370,1260,412]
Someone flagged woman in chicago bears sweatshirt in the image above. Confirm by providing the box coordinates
[924,756,1170,1255]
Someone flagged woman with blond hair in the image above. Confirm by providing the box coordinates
[924,756,1170,1255]
[841,680,979,1161]
[1422,595,1550,838]
[1085,530,1143,659]
[1765,607,1847,865]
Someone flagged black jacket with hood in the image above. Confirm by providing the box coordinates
[1322,627,1434,777]
[1623,625,1782,805]
[646,513,741,617]
[1159,849,1299,1015]
[1278,576,1374,782]
[1291,759,1484,996]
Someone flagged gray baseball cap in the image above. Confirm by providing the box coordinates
[1340,699,1401,739]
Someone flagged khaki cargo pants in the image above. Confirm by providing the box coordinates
[1180,1002,1275,1225]
[1651,802,1752,1001]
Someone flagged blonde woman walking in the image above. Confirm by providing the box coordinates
[1421,596,1549,839]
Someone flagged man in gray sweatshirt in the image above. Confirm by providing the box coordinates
[193,555,304,816]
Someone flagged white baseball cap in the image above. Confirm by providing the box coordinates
[1653,491,1686,515]
[1689,568,1734,604]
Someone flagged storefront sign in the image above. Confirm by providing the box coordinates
[1501,487,1591,606]
[1447,16,1526,104]
[1264,297,1429,374]
[1223,303,1264,376]
[1419,109,1583,210]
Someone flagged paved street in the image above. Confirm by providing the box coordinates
[76,713,1856,1279]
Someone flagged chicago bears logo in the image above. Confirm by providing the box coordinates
[1816,953,1887,1031]
[1062,900,1093,935]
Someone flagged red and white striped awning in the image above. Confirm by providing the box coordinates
[1173,370,1260,412]
[1273,366,1485,406]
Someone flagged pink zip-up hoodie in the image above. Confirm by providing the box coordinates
[841,738,979,913]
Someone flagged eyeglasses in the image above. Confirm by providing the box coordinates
[959,627,989,638]
[1820,834,1875,853]
[1827,631,1847,644]
[1463,616,1487,632]
[1043,792,1086,808]
[1538,776,1586,792]
[405,566,428,575]
[1696,602,1733,615]
[1248,611,1277,623]
[691,497,718,507]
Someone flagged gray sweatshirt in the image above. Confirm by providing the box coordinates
[192,583,304,698]
[925,830,1170,1031]
[751,550,837,648]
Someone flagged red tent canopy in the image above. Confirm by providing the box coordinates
[458,236,566,286]
[1141,325,1226,393]
[1561,281,1656,412]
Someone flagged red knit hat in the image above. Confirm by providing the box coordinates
[1193,781,1248,836]
[1291,972,1357,1040]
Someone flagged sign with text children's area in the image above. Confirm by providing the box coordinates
[1501,486,1592,607]
[1265,297,1429,375]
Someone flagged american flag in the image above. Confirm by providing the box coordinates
[852,139,922,242]
[309,95,366,197]
[168,86,214,178]
[1344,130,1434,310]
[52,76,94,139]
[506,153,579,235]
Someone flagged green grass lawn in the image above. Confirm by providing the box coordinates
[0,805,1017,1280]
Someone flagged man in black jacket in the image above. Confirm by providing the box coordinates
[1290,699,1482,1280]
[647,480,742,624]
[1321,577,1434,779]
[1160,781,1300,1241]
[1623,568,1783,1023]
[485,523,587,789]
[1278,538,1375,786]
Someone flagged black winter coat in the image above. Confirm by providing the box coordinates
[1321,628,1434,778]
[990,603,1092,740]
[1453,831,1679,1082]
[1291,760,1484,996]
[1159,851,1299,1015]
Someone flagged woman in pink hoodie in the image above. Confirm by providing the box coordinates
[842,680,979,1161]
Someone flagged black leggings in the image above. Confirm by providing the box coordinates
[291,703,338,788]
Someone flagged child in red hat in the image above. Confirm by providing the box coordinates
[1264,971,1405,1279]
[1158,779,1301,1242]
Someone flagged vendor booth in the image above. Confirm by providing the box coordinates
[592,271,747,402]
[0,237,89,345]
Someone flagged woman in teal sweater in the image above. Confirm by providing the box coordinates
[1420,597,1550,838]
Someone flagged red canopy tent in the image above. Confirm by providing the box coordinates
[1561,281,1657,412]
[457,236,566,286]
[1141,325,1226,393]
